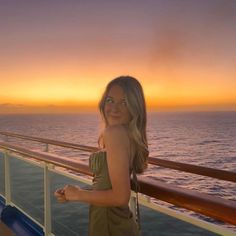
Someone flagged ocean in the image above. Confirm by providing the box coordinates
[0,111,235,235]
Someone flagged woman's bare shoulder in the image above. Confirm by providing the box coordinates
[103,125,131,160]
[103,124,129,139]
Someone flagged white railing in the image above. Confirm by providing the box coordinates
[0,133,236,236]
[0,150,93,236]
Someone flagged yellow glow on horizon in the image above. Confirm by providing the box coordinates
[1,63,236,113]
[1,1,236,114]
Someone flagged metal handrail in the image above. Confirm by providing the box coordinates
[148,157,236,183]
[0,141,236,226]
[0,131,98,152]
[0,142,91,176]
[0,131,236,183]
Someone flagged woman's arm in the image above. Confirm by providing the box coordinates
[55,125,131,207]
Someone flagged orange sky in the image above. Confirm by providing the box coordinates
[1,1,236,113]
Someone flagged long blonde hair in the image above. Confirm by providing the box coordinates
[98,76,149,174]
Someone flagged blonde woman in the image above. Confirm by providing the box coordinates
[55,76,149,235]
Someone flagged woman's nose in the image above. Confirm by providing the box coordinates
[111,102,121,112]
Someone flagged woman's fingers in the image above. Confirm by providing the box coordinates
[54,188,67,203]
[54,190,67,203]
[54,185,80,202]
[57,196,67,203]
[54,188,64,196]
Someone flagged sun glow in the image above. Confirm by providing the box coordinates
[1,1,236,113]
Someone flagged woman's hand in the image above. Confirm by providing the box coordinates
[54,185,81,202]
[54,188,67,203]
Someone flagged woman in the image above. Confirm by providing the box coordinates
[54,76,149,236]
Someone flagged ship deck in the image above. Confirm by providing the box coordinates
[0,221,16,236]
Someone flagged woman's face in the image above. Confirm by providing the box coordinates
[104,85,132,126]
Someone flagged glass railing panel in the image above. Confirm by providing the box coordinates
[0,151,5,196]
[9,155,44,225]
[1,150,228,235]
[139,204,218,236]
[51,172,91,236]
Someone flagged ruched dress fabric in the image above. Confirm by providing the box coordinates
[88,151,141,236]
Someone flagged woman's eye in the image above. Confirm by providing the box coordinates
[105,98,113,103]
[121,100,127,106]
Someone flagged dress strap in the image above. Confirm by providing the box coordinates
[132,168,141,231]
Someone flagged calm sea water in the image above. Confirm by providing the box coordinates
[0,111,235,235]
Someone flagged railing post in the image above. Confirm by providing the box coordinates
[45,144,49,152]
[4,151,11,205]
[44,163,52,236]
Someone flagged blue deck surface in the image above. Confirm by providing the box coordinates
[0,195,44,236]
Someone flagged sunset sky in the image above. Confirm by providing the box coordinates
[1,0,236,113]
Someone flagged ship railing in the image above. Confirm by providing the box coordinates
[0,131,236,236]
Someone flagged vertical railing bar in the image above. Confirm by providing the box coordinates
[45,144,49,152]
[4,150,11,205]
[44,163,52,236]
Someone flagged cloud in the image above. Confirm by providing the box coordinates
[0,103,28,113]
[149,29,187,69]
[0,103,96,114]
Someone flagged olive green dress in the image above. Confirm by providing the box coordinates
[88,151,141,236]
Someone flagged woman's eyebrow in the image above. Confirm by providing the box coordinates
[106,95,126,101]
[106,96,126,100]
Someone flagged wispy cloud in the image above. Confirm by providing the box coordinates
[0,103,96,114]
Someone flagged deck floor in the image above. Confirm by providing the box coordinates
[0,221,15,236]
